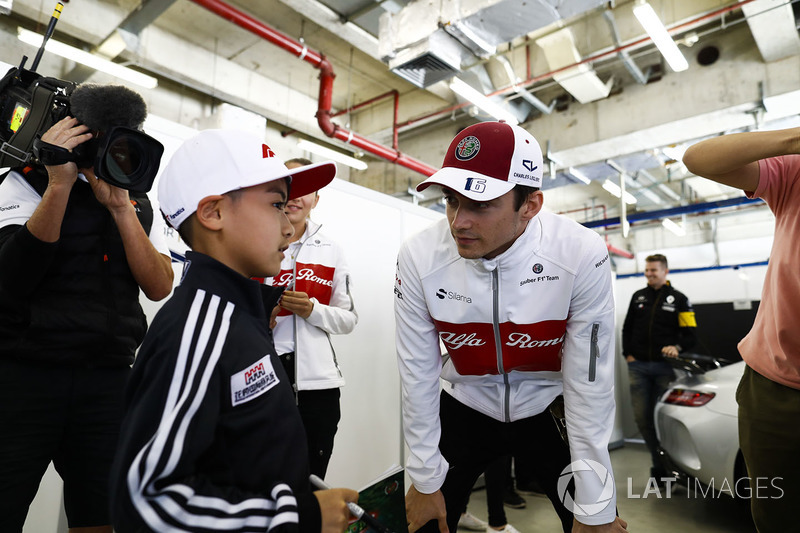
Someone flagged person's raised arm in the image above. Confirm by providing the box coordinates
[682,127,800,191]
[84,171,173,301]
[26,117,91,243]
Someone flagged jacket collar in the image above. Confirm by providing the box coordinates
[469,214,543,272]
[179,251,283,318]
[290,218,323,248]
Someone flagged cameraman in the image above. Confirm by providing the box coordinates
[0,85,173,532]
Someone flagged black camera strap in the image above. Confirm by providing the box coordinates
[32,137,76,166]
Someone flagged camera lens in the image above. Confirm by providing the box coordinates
[94,126,163,193]
[103,133,145,185]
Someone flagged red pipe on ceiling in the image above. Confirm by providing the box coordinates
[188,0,437,177]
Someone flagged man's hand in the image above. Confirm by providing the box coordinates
[40,116,92,190]
[27,117,93,243]
[573,516,628,532]
[625,355,635,363]
[661,345,679,358]
[314,488,359,533]
[405,485,448,533]
[83,167,132,212]
[280,290,314,319]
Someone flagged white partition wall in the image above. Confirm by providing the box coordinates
[306,179,444,488]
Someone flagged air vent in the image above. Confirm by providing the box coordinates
[391,53,460,88]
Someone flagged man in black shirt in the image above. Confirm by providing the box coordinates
[622,253,697,481]
[0,85,174,532]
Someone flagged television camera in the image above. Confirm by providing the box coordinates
[0,3,163,193]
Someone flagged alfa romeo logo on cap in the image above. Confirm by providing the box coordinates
[455,136,480,161]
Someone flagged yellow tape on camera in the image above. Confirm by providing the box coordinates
[10,104,29,133]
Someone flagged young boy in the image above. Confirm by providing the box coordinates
[109,129,358,533]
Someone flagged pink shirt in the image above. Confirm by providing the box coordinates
[738,155,800,389]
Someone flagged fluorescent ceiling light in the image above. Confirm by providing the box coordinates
[662,218,686,236]
[603,179,637,204]
[297,139,368,171]
[567,167,591,185]
[637,186,664,205]
[633,1,689,73]
[449,77,519,125]
[17,27,157,89]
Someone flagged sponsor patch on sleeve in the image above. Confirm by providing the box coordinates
[230,354,279,406]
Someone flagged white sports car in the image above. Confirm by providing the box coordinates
[655,359,748,497]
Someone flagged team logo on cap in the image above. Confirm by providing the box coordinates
[262,144,275,158]
[455,136,480,161]
[522,160,538,172]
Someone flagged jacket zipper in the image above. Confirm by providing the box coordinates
[290,222,343,396]
[589,323,600,382]
[492,270,511,422]
[290,224,322,400]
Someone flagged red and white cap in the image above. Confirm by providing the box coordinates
[417,121,543,200]
[158,129,336,229]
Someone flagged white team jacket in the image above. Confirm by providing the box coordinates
[267,219,357,391]
[394,211,617,526]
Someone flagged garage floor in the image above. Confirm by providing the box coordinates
[464,442,756,532]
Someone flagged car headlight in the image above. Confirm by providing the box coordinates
[662,388,716,407]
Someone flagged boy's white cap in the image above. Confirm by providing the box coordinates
[158,129,336,229]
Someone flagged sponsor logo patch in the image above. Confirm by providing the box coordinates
[436,288,472,303]
[230,354,279,406]
[520,275,560,286]
[455,136,480,161]
[274,267,334,288]
[0,204,20,212]
[532,263,544,274]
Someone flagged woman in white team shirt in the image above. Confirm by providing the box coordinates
[266,158,358,478]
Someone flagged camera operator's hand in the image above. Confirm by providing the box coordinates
[40,117,92,189]
[83,167,131,213]
[27,117,92,243]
